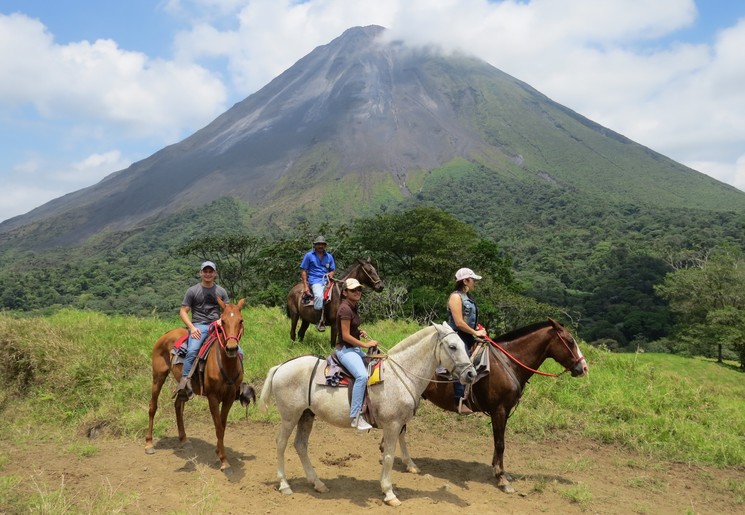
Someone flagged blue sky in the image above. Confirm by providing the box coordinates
[2,0,745,223]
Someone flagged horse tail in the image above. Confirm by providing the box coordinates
[259,365,280,411]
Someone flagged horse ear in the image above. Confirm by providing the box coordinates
[237,298,246,309]
[217,297,226,310]
[547,317,561,329]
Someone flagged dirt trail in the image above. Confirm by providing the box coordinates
[3,406,741,514]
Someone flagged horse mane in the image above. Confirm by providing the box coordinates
[493,320,553,343]
[387,325,436,356]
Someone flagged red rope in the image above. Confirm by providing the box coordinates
[484,334,563,377]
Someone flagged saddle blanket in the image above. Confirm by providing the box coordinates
[317,358,383,387]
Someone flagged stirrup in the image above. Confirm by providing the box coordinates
[173,377,193,401]
[457,398,473,415]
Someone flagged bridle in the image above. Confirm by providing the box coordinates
[208,320,245,386]
[356,260,383,290]
[381,327,474,401]
[484,326,584,377]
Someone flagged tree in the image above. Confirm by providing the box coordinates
[655,244,745,367]
[349,207,518,324]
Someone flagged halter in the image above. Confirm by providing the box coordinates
[209,320,245,386]
[484,326,584,377]
[356,261,383,290]
[382,327,473,404]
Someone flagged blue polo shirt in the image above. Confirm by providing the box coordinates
[300,250,336,285]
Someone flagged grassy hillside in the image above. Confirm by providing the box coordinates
[0,308,743,471]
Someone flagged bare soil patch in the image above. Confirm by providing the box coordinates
[3,405,742,514]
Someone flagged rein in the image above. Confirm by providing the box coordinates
[210,321,244,386]
[484,325,582,378]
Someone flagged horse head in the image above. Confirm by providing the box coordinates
[433,322,477,384]
[355,258,384,292]
[217,298,246,358]
[548,318,588,377]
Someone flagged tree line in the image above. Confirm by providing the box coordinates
[1,202,744,368]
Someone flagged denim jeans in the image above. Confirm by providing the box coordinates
[337,346,368,418]
[183,323,211,377]
[311,282,325,311]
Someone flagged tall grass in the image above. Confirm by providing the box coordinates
[0,308,743,469]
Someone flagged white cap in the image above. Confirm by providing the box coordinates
[455,267,482,281]
[345,278,363,290]
[201,261,217,271]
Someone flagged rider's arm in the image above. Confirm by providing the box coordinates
[447,293,486,337]
[340,319,377,348]
[178,306,195,334]
[300,269,309,291]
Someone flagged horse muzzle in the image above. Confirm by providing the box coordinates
[571,358,589,377]
[456,363,478,384]
[225,344,240,359]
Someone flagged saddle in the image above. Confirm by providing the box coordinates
[301,281,335,307]
[317,350,384,428]
[172,325,253,406]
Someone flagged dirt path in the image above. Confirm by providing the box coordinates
[3,405,742,514]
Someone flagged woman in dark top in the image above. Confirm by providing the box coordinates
[447,267,487,415]
[336,278,379,430]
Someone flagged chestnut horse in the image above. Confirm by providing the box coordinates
[145,298,254,472]
[287,258,383,346]
[397,318,588,493]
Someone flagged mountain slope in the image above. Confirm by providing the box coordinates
[1,25,744,250]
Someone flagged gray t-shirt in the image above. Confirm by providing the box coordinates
[182,283,229,324]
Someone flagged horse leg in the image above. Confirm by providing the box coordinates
[490,408,514,493]
[396,425,420,474]
[294,410,328,493]
[145,373,169,454]
[290,310,298,342]
[174,396,189,447]
[208,396,232,472]
[298,320,310,342]
[380,423,403,506]
[276,415,301,494]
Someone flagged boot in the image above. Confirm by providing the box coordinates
[457,398,473,415]
[173,376,193,400]
[236,382,256,407]
[315,309,326,332]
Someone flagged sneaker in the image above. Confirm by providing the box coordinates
[352,416,373,430]
[316,321,326,332]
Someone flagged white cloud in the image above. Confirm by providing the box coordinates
[0,12,228,139]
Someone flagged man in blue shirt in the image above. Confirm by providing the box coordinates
[300,235,336,331]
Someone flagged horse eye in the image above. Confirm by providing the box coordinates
[449,344,457,350]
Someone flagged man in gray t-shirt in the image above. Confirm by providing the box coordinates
[175,260,229,399]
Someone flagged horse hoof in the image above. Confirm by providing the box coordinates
[406,466,420,474]
[221,465,233,475]
[498,483,516,494]
[145,447,156,455]
[181,440,192,449]
[314,483,329,493]
[384,496,402,507]
[279,486,293,496]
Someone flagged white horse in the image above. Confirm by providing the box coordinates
[260,322,477,506]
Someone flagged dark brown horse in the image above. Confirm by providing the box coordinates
[398,318,588,492]
[287,258,384,346]
[145,298,254,472]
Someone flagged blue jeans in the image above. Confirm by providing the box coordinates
[183,323,211,377]
[311,282,325,311]
[337,346,368,418]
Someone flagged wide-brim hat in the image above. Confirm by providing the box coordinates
[313,235,328,245]
[455,267,482,281]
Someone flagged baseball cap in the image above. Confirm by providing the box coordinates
[455,268,482,281]
[201,261,217,271]
[345,278,363,290]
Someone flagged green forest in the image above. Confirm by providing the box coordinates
[1,195,744,368]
